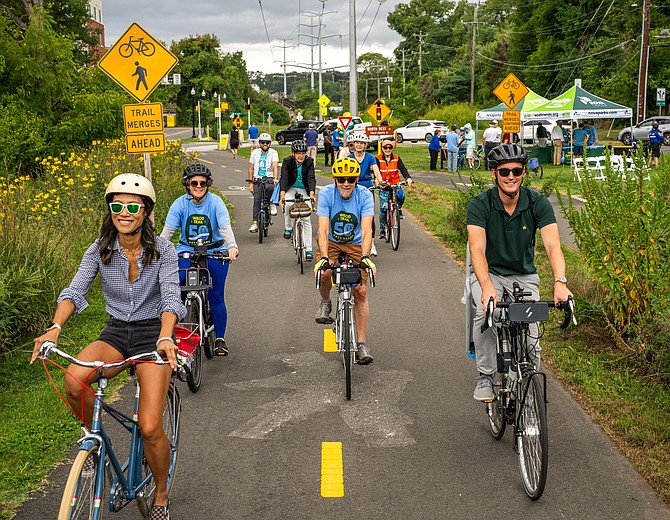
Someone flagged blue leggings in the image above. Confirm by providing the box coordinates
[178,257,230,339]
[378,188,405,231]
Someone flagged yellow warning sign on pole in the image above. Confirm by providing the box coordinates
[123,103,164,134]
[493,73,529,109]
[502,110,521,133]
[125,133,166,154]
[98,23,178,102]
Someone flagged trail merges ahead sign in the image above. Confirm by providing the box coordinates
[98,23,178,102]
[125,133,166,154]
[123,103,164,133]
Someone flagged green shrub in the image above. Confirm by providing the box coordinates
[424,102,479,128]
[558,152,670,369]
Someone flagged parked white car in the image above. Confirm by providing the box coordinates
[394,120,446,143]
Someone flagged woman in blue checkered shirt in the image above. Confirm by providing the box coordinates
[31,173,185,519]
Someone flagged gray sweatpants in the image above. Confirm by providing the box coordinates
[470,272,541,375]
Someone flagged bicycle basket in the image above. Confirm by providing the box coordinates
[333,267,362,285]
[175,326,200,356]
[528,157,539,170]
[289,201,312,218]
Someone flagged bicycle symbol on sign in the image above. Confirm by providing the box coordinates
[118,36,156,58]
[503,78,520,90]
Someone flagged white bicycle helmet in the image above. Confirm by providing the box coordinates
[350,132,370,144]
[105,173,156,202]
[259,133,272,143]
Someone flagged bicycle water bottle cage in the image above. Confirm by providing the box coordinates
[509,302,549,323]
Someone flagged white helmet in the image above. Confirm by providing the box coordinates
[259,133,272,142]
[105,173,156,202]
[350,132,369,143]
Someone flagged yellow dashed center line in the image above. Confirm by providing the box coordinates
[199,158,214,164]
[321,442,344,497]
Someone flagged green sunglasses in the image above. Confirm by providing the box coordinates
[109,202,145,215]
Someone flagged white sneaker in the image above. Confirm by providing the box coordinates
[249,223,258,233]
[370,243,377,257]
[270,204,278,216]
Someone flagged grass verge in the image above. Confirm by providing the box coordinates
[404,182,670,504]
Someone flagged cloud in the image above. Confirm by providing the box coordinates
[101,0,403,73]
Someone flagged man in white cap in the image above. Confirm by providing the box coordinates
[482,120,502,169]
[304,123,319,162]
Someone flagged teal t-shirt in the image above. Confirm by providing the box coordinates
[293,164,305,190]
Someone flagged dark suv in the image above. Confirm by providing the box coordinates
[275,120,318,145]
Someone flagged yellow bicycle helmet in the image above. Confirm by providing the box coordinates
[331,157,361,178]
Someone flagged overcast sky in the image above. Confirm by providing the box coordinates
[101,0,405,74]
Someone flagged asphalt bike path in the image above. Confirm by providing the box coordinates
[14,142,668,519]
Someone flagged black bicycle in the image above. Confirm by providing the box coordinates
[177,246,231,392]
[527,157,544,179]
[254,179,274,244]
[316,254,375,400]
[481,283,576,500]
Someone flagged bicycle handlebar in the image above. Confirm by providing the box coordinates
[482,295,576,332]
[315,262,376,289]
[178,249,232,263]
[368,181,408,192]
[38,341,168,369]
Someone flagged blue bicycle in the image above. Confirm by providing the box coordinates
[38,342,181,520]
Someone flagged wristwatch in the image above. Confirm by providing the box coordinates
[554,277,568,285]
[46,322,62,332]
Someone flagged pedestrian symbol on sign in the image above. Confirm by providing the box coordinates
[133,62,148,91]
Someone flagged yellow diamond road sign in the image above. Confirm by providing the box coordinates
[233,116,243,129]
[493,73,529,109]
[318,94,330,107]
[98,23,178,102]
[366,99,391,124]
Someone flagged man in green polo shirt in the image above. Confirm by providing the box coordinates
[466,143,573,402]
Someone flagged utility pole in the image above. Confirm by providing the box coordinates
[349,0,358,116]
[470,2,478,105]
[637,0,651,122]
[274,39,294,98]
[414,32,426,77]
[401,48,406,106]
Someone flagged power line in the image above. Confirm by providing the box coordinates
[258,0,276,61]
[359,1,383,51]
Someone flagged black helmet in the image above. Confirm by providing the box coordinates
[182,163,213,188]
[487,144,528,169]
[652,121,659,129]
[291,141,308,153]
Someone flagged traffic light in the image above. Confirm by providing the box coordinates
[245,104,251,110]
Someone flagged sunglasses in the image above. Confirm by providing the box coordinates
[497,167,524,177]
[259,141,271,145]
[382,146,393,150]
[109,202,144,215]
[190,180,208,188]
[334,177,357,184]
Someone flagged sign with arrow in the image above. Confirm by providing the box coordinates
[98,22,178,102]
[366,98,391,124]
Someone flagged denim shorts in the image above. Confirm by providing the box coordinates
[97,317,164,358]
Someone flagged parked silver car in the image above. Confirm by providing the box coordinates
[395,120,446,143]
[618,117,670,146]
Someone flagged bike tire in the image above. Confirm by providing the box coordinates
[263,209,269,238]
[184,299,203,393]
[486,371,507,440]
[136,382,181,518]
[203,302,215,359]
[517,374,548,501]
[297,222,304,274]
[258,211,265,244]
[536,164,544,179]
[473,155,481,170]
[385,203,392,243]
[58,446,102,520]
[343,302,352,401]
[391,204,400,251]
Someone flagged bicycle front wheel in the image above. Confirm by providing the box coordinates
[473,154,481,170]
[258,210,265,244]
[390,204,400,251]
[536,164,544,179]
[296,222,304,274]
[58,446,103,520]
[385,203,392,243]
[342,302,352,400]
[184,300,203,392]
[517,374,548,500]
